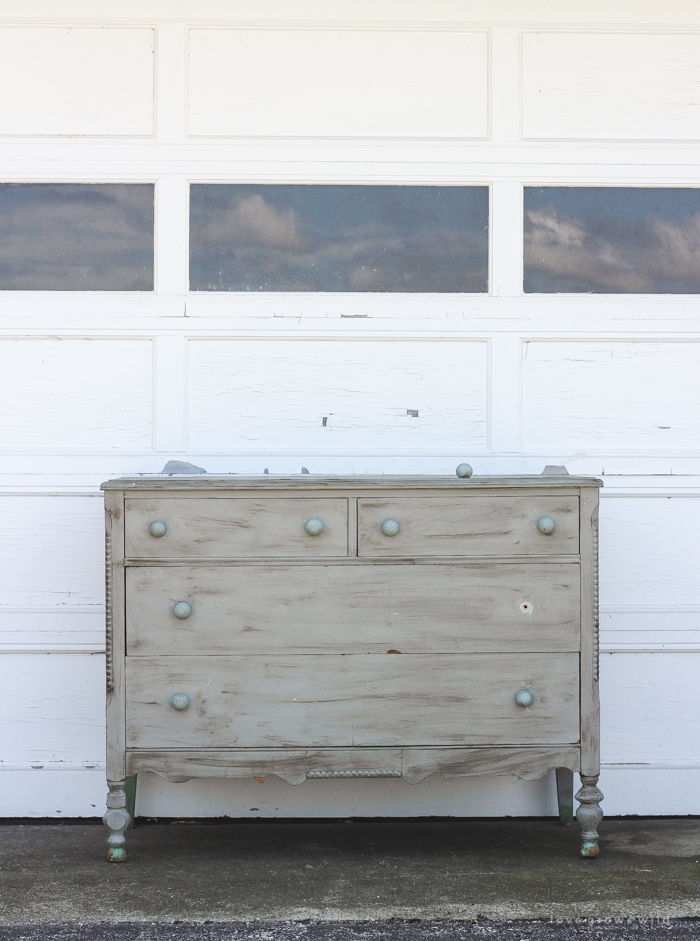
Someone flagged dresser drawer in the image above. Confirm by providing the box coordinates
[125,653,580,749]
[126,562,581,656]
[357,496,579,557]
[124,497,348,558]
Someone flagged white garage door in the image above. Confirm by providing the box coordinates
[1,0,698,818]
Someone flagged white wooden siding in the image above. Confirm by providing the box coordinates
[186,339,488,452]
[1,0,699,818]
[600,653,700,763]
[0,653,105,762]
[187,28,489,139]
[0,27,154,136]
[0,496,104,606]
[0,339,154,449]
[522,31,700,141]
[521,341,700,451]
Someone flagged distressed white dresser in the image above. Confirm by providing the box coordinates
[101,473,603,861]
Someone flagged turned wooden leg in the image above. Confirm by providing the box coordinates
[555,767,574,825]
[575,773,604,858]
[103,780,131,862]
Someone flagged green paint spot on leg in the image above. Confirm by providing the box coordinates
[108,846,127,863]
[581,841,599,858]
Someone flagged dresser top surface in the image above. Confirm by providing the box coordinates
[102,474,602,492]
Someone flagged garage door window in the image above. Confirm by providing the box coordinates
[0,183,154,291]
[189,184,489,293]
[524,187,700,294]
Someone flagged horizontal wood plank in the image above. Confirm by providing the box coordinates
[126,562,581,656]
[125,744,581,785]
[358,495,579,557]
[125,653,580,749]
[104,476,601,491]
[125,497,348,558]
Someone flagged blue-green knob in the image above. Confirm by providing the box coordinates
[173,601,192,619]
[456,463,473,478]
[148,520,167,538]
[170,693,190,711]
[537,516,556,535]
[516,689,534,708]
[305,518,324,536]
[381,519,400,537]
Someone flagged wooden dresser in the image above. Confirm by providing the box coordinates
[101,473,603,861]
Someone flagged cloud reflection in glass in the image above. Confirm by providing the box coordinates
[524,187,700,294]
[189,184,489,293]
[0,183,154,291]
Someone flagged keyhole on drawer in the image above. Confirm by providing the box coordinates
[520,601,532,613]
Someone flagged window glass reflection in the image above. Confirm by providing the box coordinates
[0,184,154,291]
[190,185,488,292]
[524,187,700,294]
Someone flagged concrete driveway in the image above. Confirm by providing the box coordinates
[1,817,699,936]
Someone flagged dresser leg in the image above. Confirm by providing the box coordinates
[104,780,131,862]
[125,774,137,829]
[575,773,604,858]
[555,767,574,824]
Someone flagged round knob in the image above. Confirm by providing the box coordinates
[172,601,192,619]
[456,463,473,479]
[537,516,556,535]
[305,518,324,536]
[381,519,400,537]
[170,693,190,711]
[516,689,534,708]
[148,520,167,538]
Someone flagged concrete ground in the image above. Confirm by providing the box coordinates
[1,817,700,937]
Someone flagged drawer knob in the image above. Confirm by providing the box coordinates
[170,693,190,711]
[381,518,400,537]
[456,463,473,479]
[305,518,324,536]
[172,601,192,619]
[537,516,556,535]
[148,520,167,538]
[515,689,534,708]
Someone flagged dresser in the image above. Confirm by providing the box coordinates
[101,473,603,861]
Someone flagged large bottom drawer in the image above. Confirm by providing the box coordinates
[126,653,580,749]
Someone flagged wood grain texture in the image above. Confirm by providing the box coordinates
[401,744,581,784]
[103,477,600,491]
[125,497,348,559]
[579,488,600,778]
[357,495,579,557]
[109,476,599,824]
[125,653,579,749]
[126,745,581,786]
[125,562,581,656]
[105,491,126,782]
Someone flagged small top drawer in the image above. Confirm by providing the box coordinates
[125,497,348,558]
[357,495,579,557]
